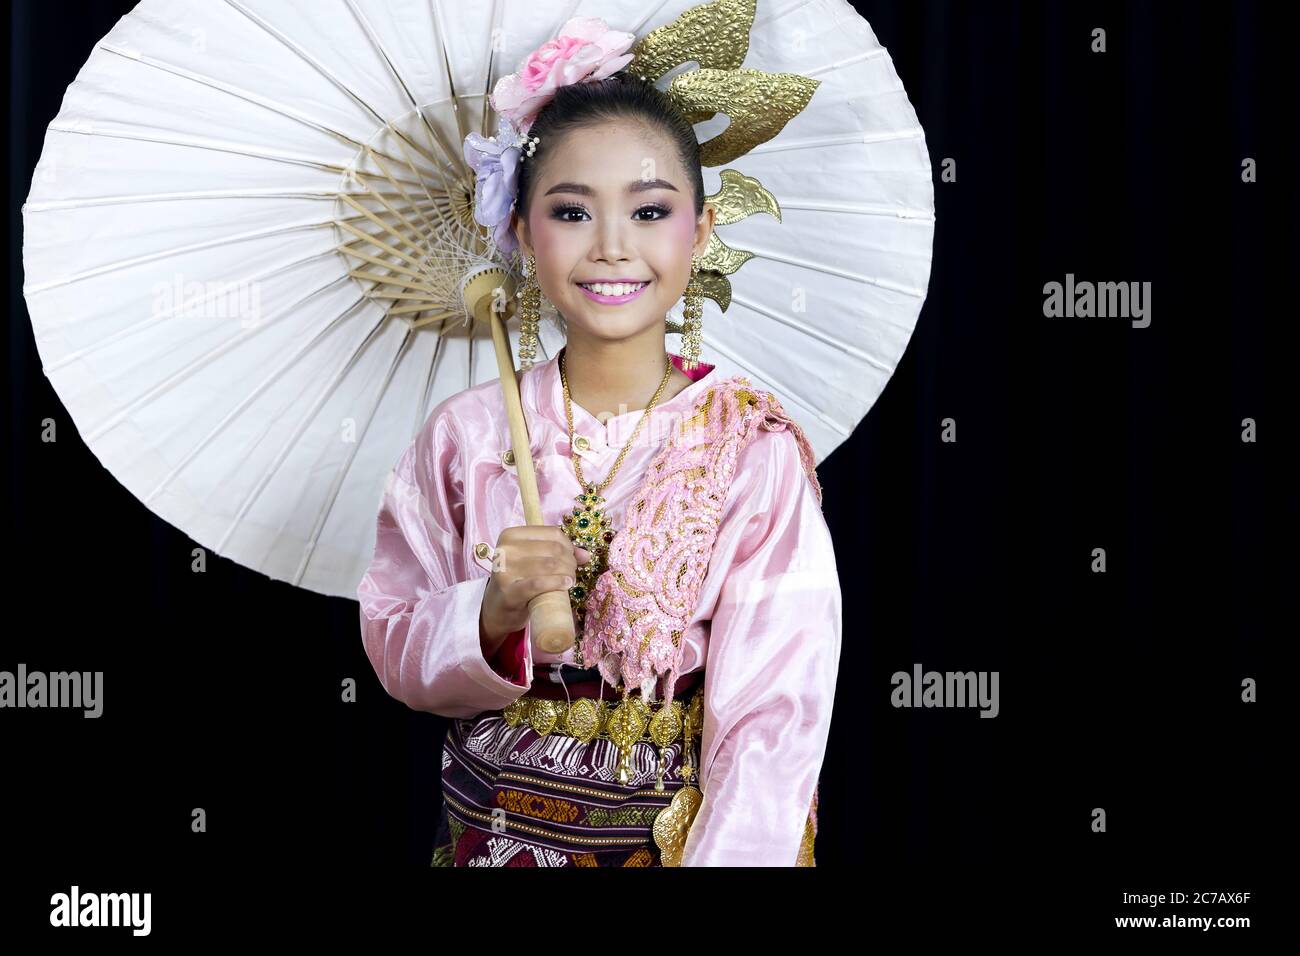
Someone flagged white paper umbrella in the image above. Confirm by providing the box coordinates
[21,0,934,599]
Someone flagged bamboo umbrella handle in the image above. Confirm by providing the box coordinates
[463,268,575,654]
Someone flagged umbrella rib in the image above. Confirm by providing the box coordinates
[429,0,470,148]
[338,247,449,314]
[43,248,343,371]
[336,150,480,316]
[221,0,457,190]
[40,121,430,190]
[335,244,430,284]
[338,0,467,213]
[360,150,458,251]
[754,0,817,26]
[379,140,475,251]
[96,43,433,175]
[736,242,929,298]
[348,270,439,294]
[800,47,889,78]
[140,294,371,507]
[388,304,457,318]
[414,326,449,443]
[726,290,898,375]
[336,0,466,198]
[26,209,398,299]
[370,136,473,251]
[335,218,428,275]
[213,307,393,559]
[339,202,449,237]
[87,276,362,450]
[343,240,460,327]
[625,1,675,36]
[425,0,524,206]
[407,311,460,328]
[336,203,446,241]
[290,320,418,587]
[778,197,936,221]
[478,0,508,136]
[365,291,445,303]
[337,190,439,265]
[402,7,492,255]
[24,216,340,296]
[690,334,852,439]
[160,287,385,501]
[352,72,485,254]
[23,188,428,210]
[745,127,926,155]
[327,51,467,256]
[218,0,440,171]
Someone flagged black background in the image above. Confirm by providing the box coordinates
[3,0,1287,938]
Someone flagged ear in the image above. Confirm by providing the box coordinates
[511,208,532,261]
[693,202,717,258]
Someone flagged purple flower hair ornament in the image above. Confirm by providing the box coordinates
[462,114,529,258]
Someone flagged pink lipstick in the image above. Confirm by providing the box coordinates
[575,280,651,305]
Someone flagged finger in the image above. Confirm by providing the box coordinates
[495,552,558,578]
[512,574,575,600]
[498,525,575,549]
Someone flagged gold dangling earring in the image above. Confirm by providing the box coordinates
[516,253,541,370]
[680,252,704,372]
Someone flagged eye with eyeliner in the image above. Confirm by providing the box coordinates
[548,202,672,222]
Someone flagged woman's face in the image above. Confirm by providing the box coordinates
[511,120,715,345]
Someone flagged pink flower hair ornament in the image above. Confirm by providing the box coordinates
[461,16,636,260]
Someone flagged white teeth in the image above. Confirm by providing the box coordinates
[580,281,646,296]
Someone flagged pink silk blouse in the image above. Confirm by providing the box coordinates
[357,350,842,866]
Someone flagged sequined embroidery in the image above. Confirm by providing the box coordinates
[580,376,822,702]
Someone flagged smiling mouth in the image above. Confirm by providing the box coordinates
[576,280,651,304]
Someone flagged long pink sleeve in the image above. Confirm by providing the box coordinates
[679,426,842,866]
[357,407,534,718]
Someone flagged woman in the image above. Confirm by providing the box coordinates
[357,20,841,866]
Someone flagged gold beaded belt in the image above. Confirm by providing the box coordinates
[501,682,706,792]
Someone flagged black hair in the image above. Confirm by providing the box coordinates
[513,72,705,227]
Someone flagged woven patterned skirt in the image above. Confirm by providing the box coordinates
[432,668,705,867]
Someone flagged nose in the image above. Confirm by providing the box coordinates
[591,215,630,264]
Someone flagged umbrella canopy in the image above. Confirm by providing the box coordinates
[21,0,934,598]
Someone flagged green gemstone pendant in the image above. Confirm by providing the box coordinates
[560,482,618,668]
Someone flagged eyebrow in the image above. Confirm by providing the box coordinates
[543,179,680,197]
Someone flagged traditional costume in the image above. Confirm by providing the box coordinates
[358,0,842,867]
[358,346,840,865]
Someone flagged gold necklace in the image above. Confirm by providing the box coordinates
[560,349,674,667]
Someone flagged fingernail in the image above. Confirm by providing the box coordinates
[563,576,575,587]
